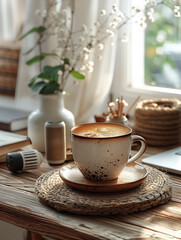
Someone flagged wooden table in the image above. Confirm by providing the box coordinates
[0,145,181,240]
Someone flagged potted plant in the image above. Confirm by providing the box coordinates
[20,3,126,152]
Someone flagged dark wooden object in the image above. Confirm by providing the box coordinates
[0,145,181,240]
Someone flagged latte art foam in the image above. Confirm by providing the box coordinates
[72,123,130,138]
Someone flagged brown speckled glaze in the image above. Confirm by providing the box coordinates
[71,123,146,181]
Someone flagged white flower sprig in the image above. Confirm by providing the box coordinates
[20,0,180,94]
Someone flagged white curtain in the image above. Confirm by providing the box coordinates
[16,0,119,124]
[0,0,25,42]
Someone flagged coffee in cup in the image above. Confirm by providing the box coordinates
[71,123,146,181]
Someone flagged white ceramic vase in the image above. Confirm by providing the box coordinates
[28,93,75,152]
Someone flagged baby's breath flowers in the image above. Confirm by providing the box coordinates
[20,0,180,94]
[174,5,181,17]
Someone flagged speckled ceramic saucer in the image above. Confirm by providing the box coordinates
[59,162,148,192]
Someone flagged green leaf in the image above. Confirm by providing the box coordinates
[26,53,57,65]
[26,55,46,65]
[43,65,62,81]
[31,81,47,92]
[28,72,53,87]
[27,65,62,88]
[70,70,85,80]
[40,81,60,94]
[28,75,39,87]
[87,43,93,49]
[63,58,70,65]
[38,72,52,81]
[19,26,46,40]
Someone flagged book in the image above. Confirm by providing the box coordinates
[0,130,31,162]
[0,107,30,131]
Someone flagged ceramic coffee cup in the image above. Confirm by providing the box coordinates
[70,122,146,181]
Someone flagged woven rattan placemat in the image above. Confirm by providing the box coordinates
[35,166,172,216]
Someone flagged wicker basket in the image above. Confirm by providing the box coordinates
[134,98,181,146]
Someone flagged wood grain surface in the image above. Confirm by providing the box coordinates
[0,145,181,240]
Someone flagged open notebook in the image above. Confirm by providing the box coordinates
[142,146,181,175]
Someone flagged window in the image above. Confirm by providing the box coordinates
[111,0,181,114]
[145,3,181,90]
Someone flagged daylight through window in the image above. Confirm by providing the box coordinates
[145,2,181,90]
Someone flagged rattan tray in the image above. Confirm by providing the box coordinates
[35,165,172,216]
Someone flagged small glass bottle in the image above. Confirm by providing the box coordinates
[45,121,66,165]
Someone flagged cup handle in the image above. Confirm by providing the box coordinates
[127,135,146,165]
